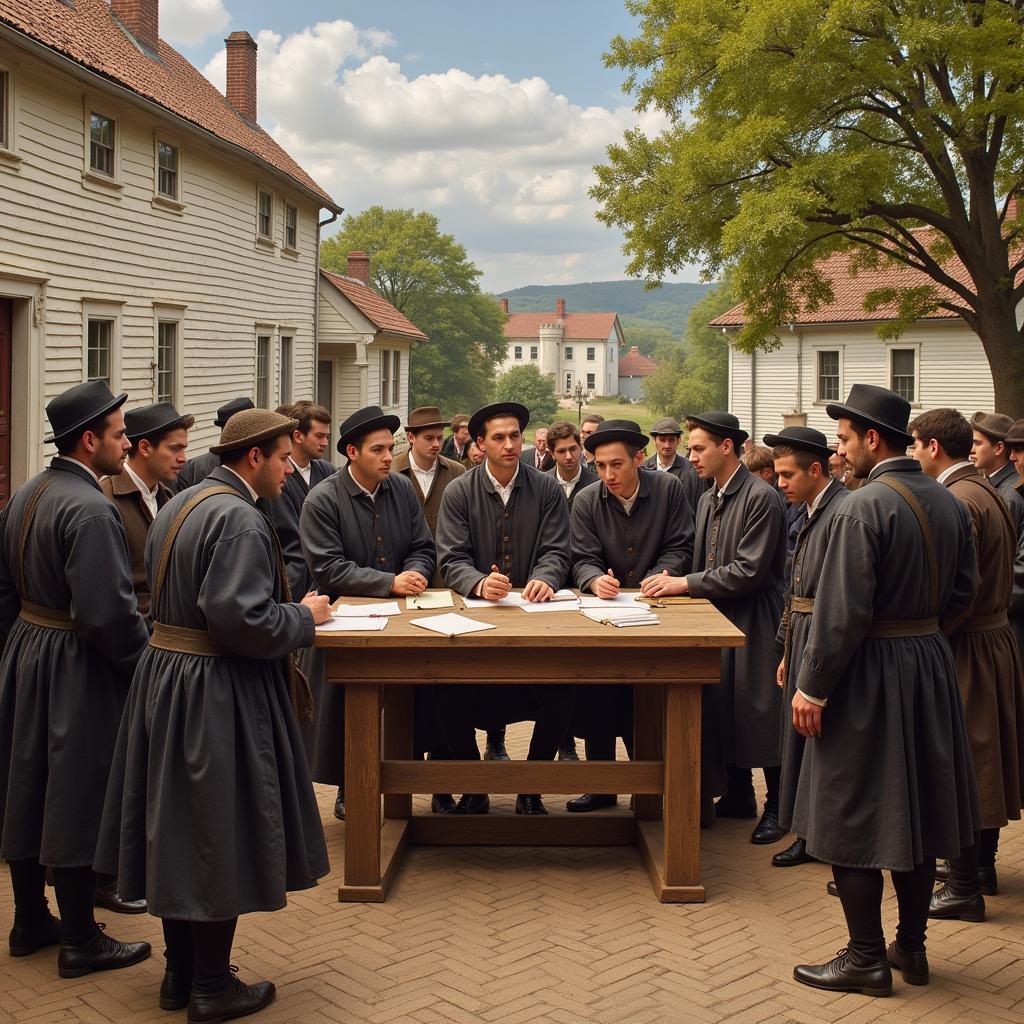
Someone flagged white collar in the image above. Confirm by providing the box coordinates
[409,450,438,475]
[222,466,260,502]
[486,461,519,490]
[806,480,831,517]
[556,462,583,485]
[937,460,974,485]
[56,455,100,483]
[347,464,379,500]
[716,463,742,497]
[124,460,158,498]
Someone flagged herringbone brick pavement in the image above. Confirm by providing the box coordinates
[1,724,1021,1023]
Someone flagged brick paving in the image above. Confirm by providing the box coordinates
[1,724,1022,1023]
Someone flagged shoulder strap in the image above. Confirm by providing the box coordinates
[16,473,59,600]
[875,475,939,615]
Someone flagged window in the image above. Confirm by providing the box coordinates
[257,189,273,239]
[890,348,917,403]
[586,347,596,361]
[284,204,298,249]
[586,373,595,391]
[256,335,270,406]
[89,113,114,176]
[816,350,840,402]
[564,346,574,361]
[565,372,572,392]
[0,69,8,149]
[87,319,112,385]
[157,141,178,199]
[380,349,391,405]
[530,345,538,360]
[279,335,293,404]
[157,321,177,402]
[392,351,401,406]
[514,345,522,360]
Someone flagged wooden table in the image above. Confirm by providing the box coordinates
[315,593,744,904]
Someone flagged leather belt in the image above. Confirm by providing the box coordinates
[19,601,75,631]
[865,618,940,638]
[150,622,223,656]
[959,611,1009,634]
[790,596,815,614]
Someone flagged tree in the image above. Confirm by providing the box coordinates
[619,316,684,356]
[321,207,507,412]
[593,2,1024,414]
[492,365,559,426]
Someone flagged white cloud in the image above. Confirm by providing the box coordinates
[161,0,231,48]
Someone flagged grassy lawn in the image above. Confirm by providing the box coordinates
[526,400,657,442]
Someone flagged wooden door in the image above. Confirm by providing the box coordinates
[0,299,11,507]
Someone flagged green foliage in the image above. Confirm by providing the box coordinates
[492,365,560,425]
[321,207,507,412]
[619,316,685,356]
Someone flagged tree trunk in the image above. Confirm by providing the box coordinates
[976,304,1024,419]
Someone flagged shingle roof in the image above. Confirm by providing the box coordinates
[504,312,619,341]
[0,0,336,207]
[618,346,659,377]
[320,270,428,342]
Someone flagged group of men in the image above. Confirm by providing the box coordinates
[0,374,1021,1019]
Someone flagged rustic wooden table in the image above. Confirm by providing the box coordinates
[314,592,744,904]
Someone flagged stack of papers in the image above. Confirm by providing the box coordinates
[333,601,401,618]
[578,593,643,609]
[316,616,388,632]
[410,613,496,637]
[406,591,454,610]
[581,606,660,628]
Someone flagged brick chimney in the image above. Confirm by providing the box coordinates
[225,31,258,121]
[556,297,566,318]
[347,251,370,285]
[111,0,159,54]
[499,298,509,314]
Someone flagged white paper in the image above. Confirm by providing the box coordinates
[520,600,581,613]
[333,601,402,618]
[581,607,658,626]
[410,613,497,637]
[578,593,643,608]
[462,592,526,609]
[406,591,454,610]
[316,617,388,632]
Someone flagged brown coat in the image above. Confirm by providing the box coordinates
[100,469,171,621]
[945,464,1024,828]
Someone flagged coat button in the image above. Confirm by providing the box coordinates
[377,536,384,542]
[627,570,635,577]
[503,536,510,542]
[379,557,386,563]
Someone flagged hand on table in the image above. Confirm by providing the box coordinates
[639,571,688,598]
[792,691,823,738]
[480,565,512,601]
[522,579,554,602]
[301,591,332,625]
[590,569,620,599]
[391,571,428,596]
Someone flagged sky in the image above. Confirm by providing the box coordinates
[162,0,695,293]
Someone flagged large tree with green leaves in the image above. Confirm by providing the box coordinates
[593,1,1024,414]
[492,365,560,425]
[321,207,507,412]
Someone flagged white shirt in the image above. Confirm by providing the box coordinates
[289,457,312,487]
[222,466,260,503]
[348,465,378,503]
[937,460,973,485]
[486,462,518,507]
[805,481,832,519]
[655,457,671,473]
[124,461,159,520]
[56,455,99,484]
[716,463,743,498]
[409,451,438,496]
[614,482,640,516]
[556,463,583,500]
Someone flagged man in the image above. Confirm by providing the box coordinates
[642,411,787,845]
[580,413,605,468]
[787,384,978,996]
[768,427,849,870]
[971,411,1024,531]
[520,425,554,472]
[268,401,335,598]
[642,416,704,515]
[435,401,572,815]
[300,406,436,821]
[566,419,695,811]
[169,396,254,493]
[742,445,777,485]
[97,409,331,1021]
[910,408,1024,923]
[547,420,598,513]
[0,381,151,976]
[468,440,485,465]
[441,413,472,466]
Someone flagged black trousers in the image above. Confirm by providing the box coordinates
[162,917,238,996]
[8,859,97,945]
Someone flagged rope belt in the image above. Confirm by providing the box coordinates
[784,596,939,638]
[150,622,224,656]
[19,601,75,631]
[959,611,1009,634]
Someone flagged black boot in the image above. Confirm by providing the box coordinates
[751,803,786,844]
[9,914,61,957]
[772,837,817,867]
[431,794,457,813]
[928,884,985,922]
[333,790,345,821]
[793,948,892,996]
[886,941,928,986]
[187,969,276,1024]
[515,794,548,815]
[95,878,147,915]
[453,794,489,814]
[484,730,509,761]
[57,924,152,979]
[565,794,616,812]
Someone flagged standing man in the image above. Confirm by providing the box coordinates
[566,419,695,811]
[300,406,436,822]
[0,381,151,975]
[971,411,1024,529]
[910,409,1024,922]
[547,420,598,513]
[788,385,978,996]
[1003,420,1024,664]
[580,413,605,468]
[521,426,554,472]
[435,401,572,815]
[97,409,331,1021]
[767,427,848,869]
[643,416,704,515]
[441,413,472,466]
[170,396,254,493]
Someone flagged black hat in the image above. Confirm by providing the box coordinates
[124,401,186,442]
[762,425,833,461]
[336,405,401,454]
[826,384,913,448]
[468,402,529,441]
[583,418,649,454]
[44,380,127,444]
[686,410,749,447]
[214,397,255,428]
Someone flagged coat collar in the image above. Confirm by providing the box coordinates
[719,460,750,498]
[989,462,1016,489]
[339,465,392,500]
[942,463,985,488]
[867,456,921,482]
[207,465,257,505]
[49,455,101,491]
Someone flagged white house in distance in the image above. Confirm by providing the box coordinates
[0,0,341,502]
[499,297,623,398]
[712,246,1000,442]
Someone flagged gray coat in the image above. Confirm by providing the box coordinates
[268,458,336,598]
[548,463,600,514]
[436,464,570,594]
[95,468,328,919]
[0,458,149,866]
[642,452,704,518]
[988,462,1023,531]
[686,463,786,769]
[787,459,980,871]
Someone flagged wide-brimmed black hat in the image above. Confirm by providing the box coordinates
[762,425,833,461]
[826,384,913,447]
[210,409,298,455]
[214,396,254,428]
[44,380,127,444]
[583,418,649,454]
[336,405,401,454]
[685,410,749,447]
[468,402,529,441]
[124,401,186,441]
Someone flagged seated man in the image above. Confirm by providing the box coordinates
[567,419,695,811]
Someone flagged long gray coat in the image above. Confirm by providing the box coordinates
[268,458,336,598]
[0,458,149,866]
[642,452,704,518]
[788,459,980,871]
[95,468,327,920]
[686,463,786,769]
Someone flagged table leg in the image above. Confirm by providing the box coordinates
[341,683,382,899]
[664,683,701,890]
[383,685,413,821]
[633,684,664,820]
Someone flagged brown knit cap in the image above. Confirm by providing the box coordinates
[209,408,298,455]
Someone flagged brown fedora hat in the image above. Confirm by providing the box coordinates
[405,406,448,431]
[970,411,1015,442]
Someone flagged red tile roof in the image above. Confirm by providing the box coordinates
[0,0,336,207]
[618,345,659,377]
[320,270,428,342]
[504,311,620,341]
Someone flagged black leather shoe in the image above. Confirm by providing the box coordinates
[484,739,510,761]
[928,883,985,922]
[160,967,193,1011]
[95,880,148,915]
[333,792,345,821]
[714,790,757,819]
[566,793,617,812]
[431,794,457,814]
[772,837,817,867]
[57,925,152,979]
[557,739,579,762]
[793,949,892,996]
[453,794,490,815]
[978,866,998,896]
[187,970,275,1024]
[515,794,548,815]
[9,913,60,957]
[826,880,838,897]
[886,941,929,986]
[751,805,786,845]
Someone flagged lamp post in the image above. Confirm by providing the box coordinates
[573,379,585,424]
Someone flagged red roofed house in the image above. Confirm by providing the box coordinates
[499,297,624,398]
[0,0,343,499]
[318,253,427,462]
[617,345,659,402]
[711,240,1002,441]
